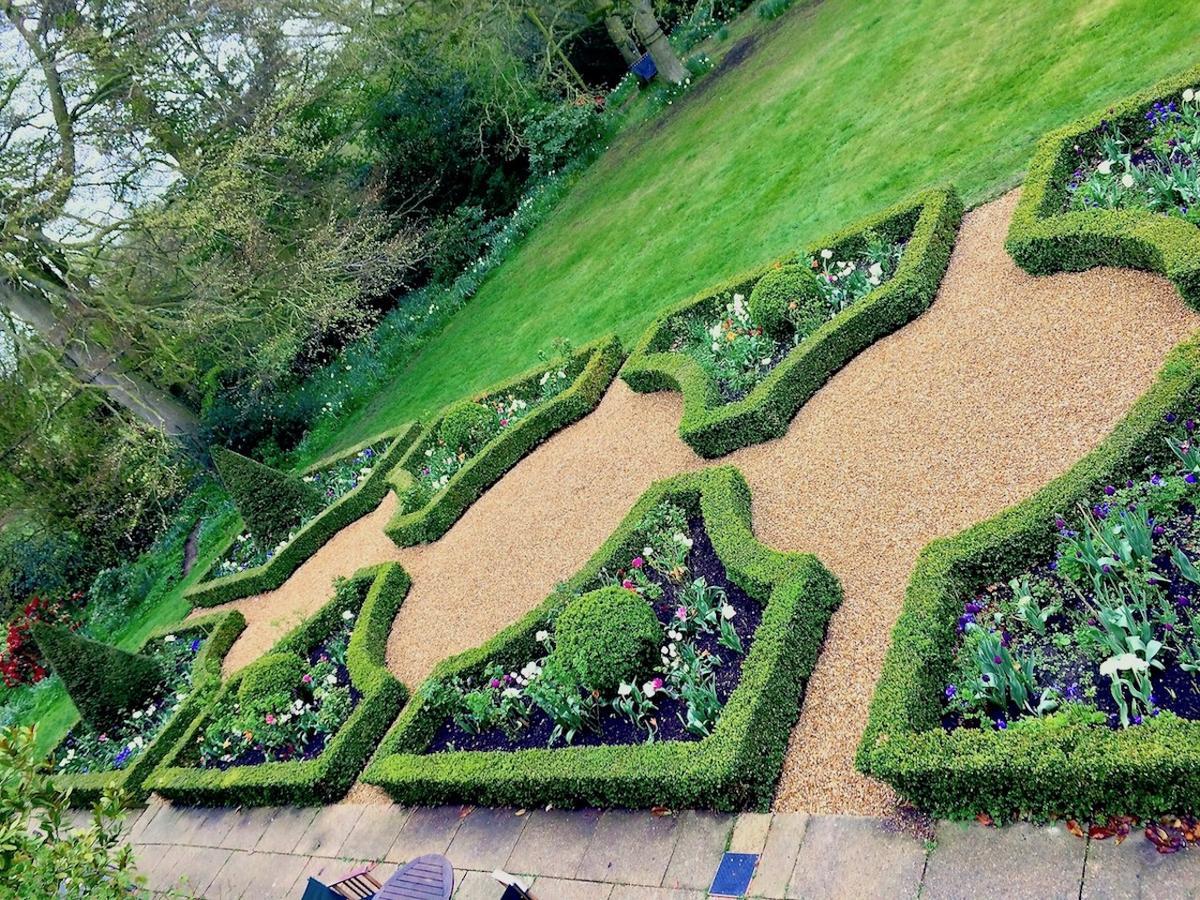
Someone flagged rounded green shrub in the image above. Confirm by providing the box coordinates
[437,401,499,454]
[238,653,305,710]
[552,586,663,693]
[747,264,825,338]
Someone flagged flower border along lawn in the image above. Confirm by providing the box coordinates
[51,609,245,806]
[859,73,1200,820]
[146,563,408,805]
[384,335,623,545]
[1007,62,1200,310]
[185,425,423,608]
[621,188,962,457]
[363,466,842,812]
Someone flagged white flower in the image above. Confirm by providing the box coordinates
[539,371,550,385]
[1121,173,1135,188]
[617,683,632,697]
[131,710,142,720]
[326,673,338,685]
[535,630,550,642]
[733,293,745,303]
[1097,159,1113,175]
[643,546,654,557]
[342,609,355,621]
[502,687,521,698]
[133,736,144,749]
[820,249,833,260]
[1099,653,1149,677]
[869,262,883,279]
[673,533,693,548]
[721,604,736,620]
[521,661,542,681]
[643,680,658,698]
[164,634,177,643]
[711,342,721,353]
[1185,88,1195,103]
[760,357,773,367]
[425,448,433,457]
[668,629,682,641]
[557,370,565,379]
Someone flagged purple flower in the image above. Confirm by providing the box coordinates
[114,747,132,768]
[1153,525,1165,536]
[1151,474,1164,486]
[1104,485,1116,496]
[1166,413,1178,423]
[1187,474,1198,485]
[1188,419,1197,433]
[994,718,1007,730]
[1132,714,1144,725]
[993,655,1003,665]
[1055,517,1066,530]
[964,601,983,615]
[189,638,202,653]
[944,684,957,699]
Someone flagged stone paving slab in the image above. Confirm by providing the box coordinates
[609,886,706,899]
[166,844,234,897]
[750,813,808,899]
[253,806,319,854]
[730,812,772,854]
[338,804,413,861]
[922,821,1084,900]
[506,808,603,879]
[1082,833,1200,900]
[447,806,529,872]
[529,876,614,899]
[576,810,681,886]
[293,803,366,857]
[661,810,734,891]
[206,849,313,899]
[390,804,468,862]
[785,815,926,899]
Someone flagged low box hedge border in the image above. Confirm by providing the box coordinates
[1006,62,1200,308]
[185,423,422,608]
[620,188,963,458]
[52,609,246,807]
[384,335,624,546]
[362,465,842,812]
[145,562,410,805]
[857,334,1200,821]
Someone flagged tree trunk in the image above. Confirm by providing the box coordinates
[600,6,641,66]
[631,0,688,85]
[0,281,202,444]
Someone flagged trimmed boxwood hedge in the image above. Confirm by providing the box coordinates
[51,609,246,807]
[384,335,624,546]
[362,465,842,812]
[1006,62,1200,308]
[857,334,1200,821]
[621,188,963,457]
[145,563,410,805]
[186,423,422,608]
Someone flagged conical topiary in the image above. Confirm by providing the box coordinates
[31,623,164,731]
[210,445,322,549]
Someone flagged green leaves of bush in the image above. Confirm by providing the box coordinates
[554,587,664,693]
[210,446,321,549]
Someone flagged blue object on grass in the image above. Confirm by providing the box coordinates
[710,851,759,897]
[631,53,657,80]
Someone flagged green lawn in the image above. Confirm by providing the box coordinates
[326,0,1200,451]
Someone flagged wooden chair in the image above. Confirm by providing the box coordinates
[300,864,384,900]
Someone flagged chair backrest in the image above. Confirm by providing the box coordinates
[329,866,384,899]
[300,877,342,900]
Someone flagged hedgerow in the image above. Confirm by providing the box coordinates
[50,609,246,806]
[145,563,409,805]
[1006,62,1200,307]
[362,466,842,812]
[857,334,1200,821]
[384,336,624,546]
[185,424,421,608]
[621,188,962,458]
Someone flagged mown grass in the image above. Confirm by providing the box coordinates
[325,0,1200,451]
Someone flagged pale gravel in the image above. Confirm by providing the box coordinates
[192,191,1199,814]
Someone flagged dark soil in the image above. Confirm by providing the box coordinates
[426,516,763,753]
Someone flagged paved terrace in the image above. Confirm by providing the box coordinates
[120,801,1200,899]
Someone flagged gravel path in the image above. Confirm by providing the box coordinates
[194,191,1198,814]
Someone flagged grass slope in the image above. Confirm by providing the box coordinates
[328,0,1200,451]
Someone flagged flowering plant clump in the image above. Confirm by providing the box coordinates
[944,413,1200,731]
[1066,87,1200,222]
[48,631,205,774]
[422,500,759,751]
[210,440,388,579]
[193,614,357,767]
[0,593,83,687]
[671,233,904,402]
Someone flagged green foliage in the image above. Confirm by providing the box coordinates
[238,653,306,709]
[747,264,823,338]
[31,624,162,732]
[553,587,664,693]
[147,565,409,805]
[210,446,321,549]
[0,726,143,898]
[437,401,500,455]
[857,328,1200,820]
[424,206,498,286]
[623,188,962,456]
[363,467,842,811]
[1006,62,1200,308]
[385,336,624,546]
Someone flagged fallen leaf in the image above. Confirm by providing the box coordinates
[975,812,994,827]
[1066,820,1085,839]
[651,806,673,817]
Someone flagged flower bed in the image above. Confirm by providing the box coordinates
[363,466,842,812]
[47,610,245,806]
[206,439,392,580]
[621,188,962,457]
[146,563,408,805]
[1007,62,1200,308]
[185,423,422,608]
[858,334,1200,821]
[384,335,624,546]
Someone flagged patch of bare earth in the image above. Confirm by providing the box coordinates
[194,190,1198,814]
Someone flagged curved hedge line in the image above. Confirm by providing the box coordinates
[363,466,842,812]
[857,335,1200,821]
[186,424,422,608]
[384,335,624,546]
[52,609,246,807]
[1006,62,1200,307]
[145,563,410,805]
[621,188,963,458]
